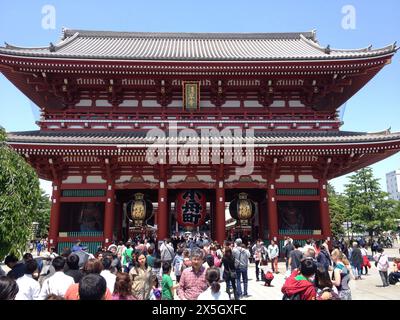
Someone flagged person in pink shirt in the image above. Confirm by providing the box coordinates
[177,249,207,300]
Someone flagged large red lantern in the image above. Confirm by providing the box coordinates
[176,190,207,228]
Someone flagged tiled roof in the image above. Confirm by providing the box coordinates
[7,130,400,146]
[0,29,396,61]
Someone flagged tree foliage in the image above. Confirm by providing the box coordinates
[33,190,51,238]
[344,167,400,237]
[0,127,42,260]
[328,183,346,237]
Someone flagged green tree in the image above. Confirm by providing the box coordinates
[344,167,399,237]
[0,127,42,260]
[33,190,51,238]
[328,183,346,237]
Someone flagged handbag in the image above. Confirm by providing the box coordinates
[225,258,237,279]
[228,267,237,279]
[375,254,382,267]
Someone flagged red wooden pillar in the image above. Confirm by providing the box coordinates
[267,182,278,241]
[319,179,332,241]
[116,202,122,241]
[216,182,226,246]
[258,199,265,239]
[154,204,158,226]
[211,199,216,241]
[104,182,115,247]
[48,180,61,248]
[157,182,168,241]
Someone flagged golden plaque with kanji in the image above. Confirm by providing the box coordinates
[183,81,200,111]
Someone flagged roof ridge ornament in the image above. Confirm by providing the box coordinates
[368,127,392,135]
[311,29,317,41]
[49,42,56,52]
[324,45,331,54]
[61,27,68,40]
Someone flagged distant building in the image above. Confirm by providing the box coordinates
[386,170,400,200]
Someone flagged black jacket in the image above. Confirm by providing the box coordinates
[222,256,236,280]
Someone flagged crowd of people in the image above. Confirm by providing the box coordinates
[0,234,399,300]
[280,237,400,300]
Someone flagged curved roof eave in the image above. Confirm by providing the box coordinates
[0,29,396,62]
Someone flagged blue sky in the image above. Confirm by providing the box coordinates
[0,0,399,195]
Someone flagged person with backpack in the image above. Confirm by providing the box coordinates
[160,239,175,264]
[281,257,317,300]
[232,239,251,298]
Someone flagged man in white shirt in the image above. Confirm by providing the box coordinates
[38,256,74,299]
[100,257,116,293]
[15,259,40,300]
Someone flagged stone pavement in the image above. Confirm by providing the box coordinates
[173,244,400,300]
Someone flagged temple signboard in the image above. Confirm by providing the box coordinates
[183,81,200,111]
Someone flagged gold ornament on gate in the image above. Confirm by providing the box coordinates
[131,193,146,221]
[238,193,252,220]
